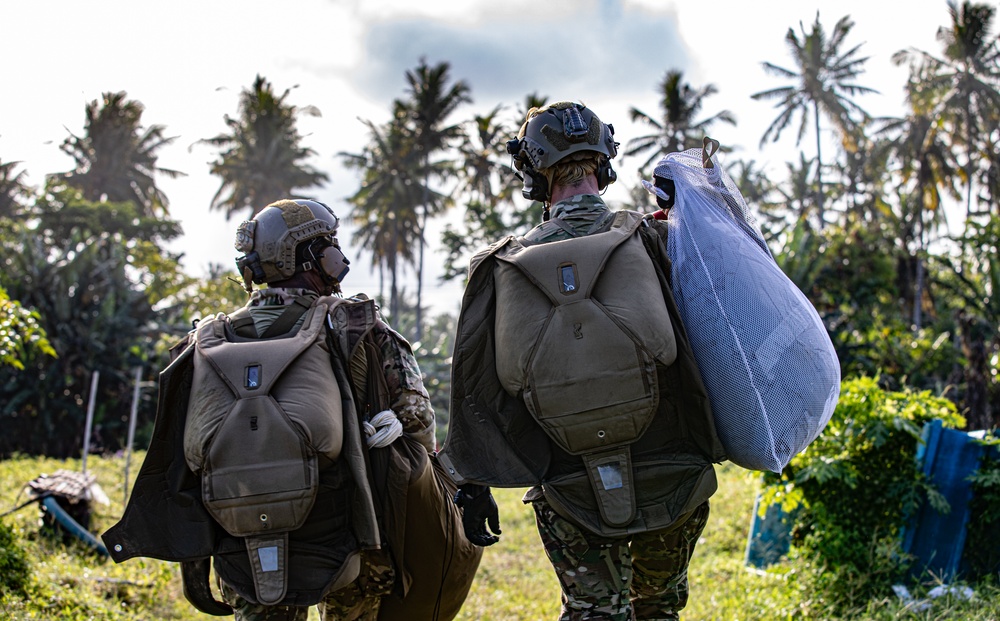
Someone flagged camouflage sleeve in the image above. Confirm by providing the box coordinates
[371,320,436,453]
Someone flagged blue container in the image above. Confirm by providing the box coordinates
[744,493,793,569]
[901,420,991,581]
[746,419,995,577]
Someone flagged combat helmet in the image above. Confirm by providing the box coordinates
[506,102,619,202]
[234,199,350,292]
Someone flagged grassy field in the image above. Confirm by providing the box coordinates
[1,454,997,620]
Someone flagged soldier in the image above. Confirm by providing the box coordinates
[105,199,480,621]
[441,103,726,621]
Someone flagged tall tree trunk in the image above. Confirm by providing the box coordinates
[416,209,425,342]
[959,310,990,431]
[965,99,974,226]
[415,166,429,343]
[814,101,825,230]
[378,262,385,306]
[390,259,399,321]
[389,222,400,320]
[913,203,925,330]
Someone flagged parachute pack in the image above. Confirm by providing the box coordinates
[649,143,841,473]
[490,209,679,528]
[184,298,354,606]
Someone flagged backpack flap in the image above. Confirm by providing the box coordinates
[245,533,289,606]
[582,448,636,527]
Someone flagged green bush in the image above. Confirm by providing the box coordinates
[0,520,31,597]
[964,434,1000,580]
[760,376,965,614]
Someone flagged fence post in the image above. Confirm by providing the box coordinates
[123,366,142,507]
[82,370,99,474]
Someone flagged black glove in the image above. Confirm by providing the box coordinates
[454,483,501,546]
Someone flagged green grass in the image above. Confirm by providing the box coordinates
[1,455,997,620]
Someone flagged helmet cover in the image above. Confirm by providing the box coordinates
[235,199,340,286]
[514,102,618,171]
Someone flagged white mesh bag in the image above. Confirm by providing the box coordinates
[645,146,840,473]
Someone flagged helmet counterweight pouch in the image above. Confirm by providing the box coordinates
[184,305,345,605]
[492,210,677,528]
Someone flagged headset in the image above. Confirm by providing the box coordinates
[302,237,351,285]
[506,103,618,203]
[235,199,350,291]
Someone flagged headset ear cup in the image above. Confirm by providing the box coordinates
[597,158,617,191]
[521,164,550,202]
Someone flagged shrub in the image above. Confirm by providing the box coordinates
[0,520,31,597]
[963,433,1000,580]
[760,376,965,614]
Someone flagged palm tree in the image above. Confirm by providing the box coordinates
[751,13,877,229]
[442,105,531,281]
[53,92,183,217]
[203,75,329,220]
[398,58,471,340]
[878,64,961,328]
[515,92,549,124]
[727,158,783,244]
[625,70,736,174]
[893,0,1000,225]
[776,152,821,238]
[940,216,1000,429]
[340,107,430,319]
[0,158,30,219]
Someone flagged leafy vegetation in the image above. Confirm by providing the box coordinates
[2,454,997,620]
[0,520,30,598]
[0,285,55,371]
[964,433,1000,579]
[757,377,990,615]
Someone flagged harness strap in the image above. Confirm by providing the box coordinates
[181,559,233,616]
[259,296,314,338]
[230,295,314,339]
[230,315,257,338]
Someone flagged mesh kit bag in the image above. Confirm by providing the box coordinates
[646,142,840,473]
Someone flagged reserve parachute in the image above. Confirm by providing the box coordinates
[184,297,353,606]
[491,209,679,529]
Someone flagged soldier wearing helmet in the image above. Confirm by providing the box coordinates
[230,199,436,455]
[225,198,438,619]
[105,199,483,621]
[441,103,725,621]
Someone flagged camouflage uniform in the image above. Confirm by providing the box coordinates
[531,495,710,621]
[220,288,433,621]
[521,195,710,621]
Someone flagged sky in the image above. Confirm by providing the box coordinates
[1,0,952,318]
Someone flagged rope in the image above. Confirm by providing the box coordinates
[364,410,403,448]
[0,493,48,518]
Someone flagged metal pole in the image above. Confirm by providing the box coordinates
[123,366,142,507]
[82,370,99,474]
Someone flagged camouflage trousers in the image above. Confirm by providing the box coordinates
[219,551,395,621]
[531,497,710,621]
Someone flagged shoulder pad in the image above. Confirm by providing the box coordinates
[469,236,515,276]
